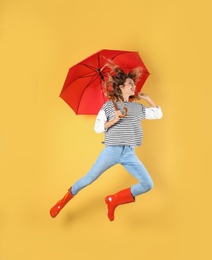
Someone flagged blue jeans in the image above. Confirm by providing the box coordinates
[71,146,153,197]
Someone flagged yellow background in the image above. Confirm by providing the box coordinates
[0,0,210,259]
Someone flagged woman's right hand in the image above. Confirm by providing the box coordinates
[114,110,122,122]
[104,110,122,130]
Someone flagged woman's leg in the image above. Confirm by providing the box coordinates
[104,147,153,221]
[50,146,120,218]
[71,146,120,195]
[120,146,153,197]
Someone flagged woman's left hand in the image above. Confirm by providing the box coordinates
[137,92,157,107]
[137,92,149,100]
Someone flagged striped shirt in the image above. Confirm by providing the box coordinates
[94,100,163,146]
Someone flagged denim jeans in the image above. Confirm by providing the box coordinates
[71,145,153,197]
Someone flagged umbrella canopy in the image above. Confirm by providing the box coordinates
[60,49,150,115]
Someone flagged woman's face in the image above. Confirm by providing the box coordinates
[120,78,136,96]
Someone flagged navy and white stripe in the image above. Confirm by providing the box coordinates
[94,100,163,146]
[97,100,146,146]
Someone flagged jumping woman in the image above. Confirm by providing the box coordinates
[50,65,163,221]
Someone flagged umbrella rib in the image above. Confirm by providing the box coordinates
[78,72,97,78]
[81,63,98,72]
[63,69,99,93]
[71,64,99,80]
[76,63,104,80]
[76,74,101,114]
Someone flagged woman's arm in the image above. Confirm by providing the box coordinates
[137,93,157,107]
[104,110,122,129]
[137,93,163,119]
[94,110,122,133]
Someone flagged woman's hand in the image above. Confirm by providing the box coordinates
[137,92,149,100]
[104,110,122,130]
[114,110,122,122]
[137,92,157,107]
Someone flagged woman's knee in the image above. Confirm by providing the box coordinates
[147,179,154,191]
[142,179,153,192]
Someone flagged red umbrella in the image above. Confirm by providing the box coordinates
[60,49,149,115]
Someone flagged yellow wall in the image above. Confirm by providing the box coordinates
[0,0,209,259]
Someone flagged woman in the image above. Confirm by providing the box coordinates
[50,66,163,221]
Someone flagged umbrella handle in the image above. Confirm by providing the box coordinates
[112,100,128,118]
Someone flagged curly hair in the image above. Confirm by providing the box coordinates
[103,61,143,102]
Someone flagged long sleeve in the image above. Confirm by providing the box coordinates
[94,109,107,134]
[145,106,163,119]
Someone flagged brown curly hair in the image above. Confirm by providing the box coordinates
[103,61,143,102]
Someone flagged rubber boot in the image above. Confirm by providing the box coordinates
[50,188,74,218]
[105,188,135,221]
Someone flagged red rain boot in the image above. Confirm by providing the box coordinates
[105,188,135,221]
[50,188,74,218]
